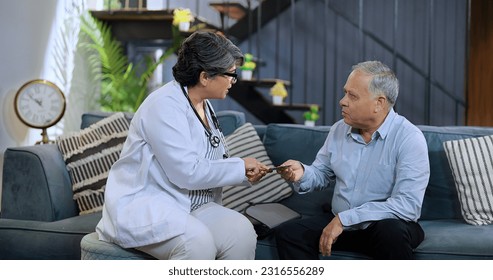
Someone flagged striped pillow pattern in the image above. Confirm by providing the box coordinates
[223,122,292,213]
[56,112,129,215]
[443,135,493,226]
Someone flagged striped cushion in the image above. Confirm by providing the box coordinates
[56,112,129,215]
[222,123,292,213]
[443,135,493,226]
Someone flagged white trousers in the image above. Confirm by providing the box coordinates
[136,202,257,260]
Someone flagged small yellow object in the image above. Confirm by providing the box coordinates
[270,80,288,98]
[173,8,194,25]
[241,53,256,71]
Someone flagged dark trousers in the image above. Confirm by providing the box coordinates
[275,214,424,260]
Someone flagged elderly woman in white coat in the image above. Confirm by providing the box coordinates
[96,31,268,260]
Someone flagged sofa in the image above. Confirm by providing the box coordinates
[2,110,493,259]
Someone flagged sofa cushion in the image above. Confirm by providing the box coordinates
[415,220,493,259]
[418,125,493,220]
[56,113,129,215]
[263,124,331,166]
[222,123,292,213]
[443,135,493,226]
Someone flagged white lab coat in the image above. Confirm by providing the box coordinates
[96,81,249,248]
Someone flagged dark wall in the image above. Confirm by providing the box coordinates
[212,0,468,126]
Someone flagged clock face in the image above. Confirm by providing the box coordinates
[14,80,66,129]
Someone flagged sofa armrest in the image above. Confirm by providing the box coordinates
[1,144,77,221]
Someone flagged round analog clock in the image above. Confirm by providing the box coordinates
[14,79,66,129]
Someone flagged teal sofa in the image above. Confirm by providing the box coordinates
[2,110,493,259]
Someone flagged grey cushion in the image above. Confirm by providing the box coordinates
[222,123,292,213]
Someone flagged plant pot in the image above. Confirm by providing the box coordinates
[304,120,315,127]
[179,22,190,32]
[272,95,284,105]
[241,70,253,80]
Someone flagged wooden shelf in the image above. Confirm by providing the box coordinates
[210,2,248,20]
[90,10,175,41]
[90,9,174,21]
[90,9,218,42]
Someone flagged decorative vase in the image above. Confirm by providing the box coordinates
[304,120,315,127]
[241,70,253,80]
[179,22,190,32]
[272,95,284,105]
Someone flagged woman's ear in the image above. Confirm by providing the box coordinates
[199,71,209,86]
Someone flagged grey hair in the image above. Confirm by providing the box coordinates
[172,31,244,87]
[352,61,399,107]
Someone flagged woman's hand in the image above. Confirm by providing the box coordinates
[276,159,304,182]
[243,158,269,182]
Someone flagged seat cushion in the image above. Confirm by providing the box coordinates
[81,232,154,260]
[415,220,493,259]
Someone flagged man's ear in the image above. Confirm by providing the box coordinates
[199,71,209,86]
[375,95,388,112]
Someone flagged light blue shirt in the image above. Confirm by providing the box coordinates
[295,109,430,230]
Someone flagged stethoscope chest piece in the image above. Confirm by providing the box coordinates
[209,135,220,148]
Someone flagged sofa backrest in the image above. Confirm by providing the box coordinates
[81,110,246,137]
[262,124,331,166]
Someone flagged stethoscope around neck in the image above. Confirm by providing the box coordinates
[180,84,229,158]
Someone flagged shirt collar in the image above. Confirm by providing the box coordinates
[345,108,397,142]
[376,108,396,140]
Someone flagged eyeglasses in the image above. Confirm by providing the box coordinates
[221,71,238,84]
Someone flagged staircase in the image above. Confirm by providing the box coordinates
[91,0,315,124]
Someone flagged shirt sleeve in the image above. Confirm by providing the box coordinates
[295,128,337,193]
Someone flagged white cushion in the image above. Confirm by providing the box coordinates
[443,135,493,225]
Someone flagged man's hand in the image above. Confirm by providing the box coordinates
[276,159,304,182]
[319,215,344,256]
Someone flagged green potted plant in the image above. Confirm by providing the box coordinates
[270,80,288,105]
[79,11,181,112]
[240,53,256,80]
[303,105,320,126]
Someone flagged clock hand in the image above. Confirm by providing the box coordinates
[28,93,42,106]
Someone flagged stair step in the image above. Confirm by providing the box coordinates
[210,2,248,20]
[239,78,291,87]
[273,103,320,111]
